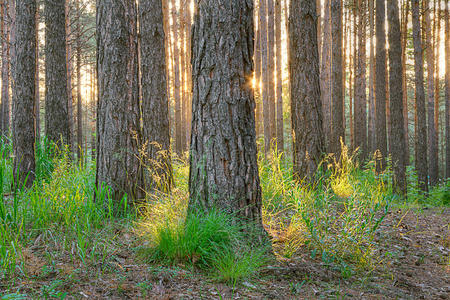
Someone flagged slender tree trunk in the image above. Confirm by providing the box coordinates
[260,0,271,154]
[34,3,39,142]
[445,0,450,178]
[13,0,36,187]
[368,0,375,154]
[268,0,276,148]
[180,1,187,153]
[412,0,428,191]
[401,0,409,163]
[424,0,438,185]
[354,0,367,159]
[375,0,387,171]
[139,0,173,191]
[1,1,9,137]
[45,0,70,147]
[434,0,441,176]
[189,0,264,234]
[275,0,283,153]
[289,0,325,182]
[387,0,407,196]
[65,0,74,153]
[320,0,331,152]
[254,1,263,138]
[76,0,82,160]
[349,6,354,151]
[331,0,344,157]
[171,0,182,157]
[96,0,142,203]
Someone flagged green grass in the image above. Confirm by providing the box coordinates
[0,137,448,288]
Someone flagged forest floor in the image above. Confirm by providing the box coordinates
[3,207,449,299]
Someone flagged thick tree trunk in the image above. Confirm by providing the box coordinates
[354,0,367,159]
[260,0,271,154]
[375,0,387,171]
[412,0,428,191]
[13,0,36,187]
[1,1,9,137]
[96,0,142,203]
[330,0,344,157]
[275,0,283,153]
[320,0,331,152]
[387,0,407,196]
[289,0,325,182]
[139,0,173,191]
[189,0,264,232]
[45,0,70,147]
[446,0,450,178]
[368,0,376,154]
[424,0,438,186]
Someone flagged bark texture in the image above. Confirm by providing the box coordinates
[446,0,449,178]
[368,0,375,153]
[1,1,9,137]
[412,0,428,191]
[139,0,173,191]
[13,0,36,187]
[330,0,344,156]
[289,0,325,182]
[189,0,263,229]
[275,0,283,153]
[354,0,367,159]
[424,0,438,185]
[45,0,70,147]
[96,0,141,203]
[387,0,406,196]
[320,0,331,152]
[375,0,387,170]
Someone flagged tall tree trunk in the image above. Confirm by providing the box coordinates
[320,0,331,152]
[139,0,173,191]
[387,0,407,196]
[331,0,344,157]
[349,5,354,150]
[354,0,367,159]
[275,0,283,153]
[65,0,74,153]
[13,0,36,187]
[412,0,428,191]
[401,0,409,163]
[368,0,375,153]
[289,0,325,182]
[180,1,187,153]
[96,0,142,203]
[445,0,450,178]
[189,0,264,233]
[45,0,71,147]
[254,1,263,138]
[260,0,271,154]
[268,0,276,148]
[424,0,438,186]
[375,0,387,171]
[171,0,182,157]
[76,0,82,160]
[434,0,440,176]
[1,1,9,137]
[34,3,39,142]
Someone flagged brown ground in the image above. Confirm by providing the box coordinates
[1,208,449,299]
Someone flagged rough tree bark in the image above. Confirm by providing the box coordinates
[375,0,387,170]
[424,0,438,185]
[446,0,449,178]
[401,0,409,163]
[331,0,344,157]
[412,0,428,191]
[387,0,407,196]
[45,0,70,147]
[289,0,325,182]
[1,1,9,137]
[320,0,331,152]
[275,0,283,153]
[13,0,36,187]
[34,3,39,142]
[189,0,264,232]
[139,0,173,191]
[96,0,142,203]
[354,0,367,159]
